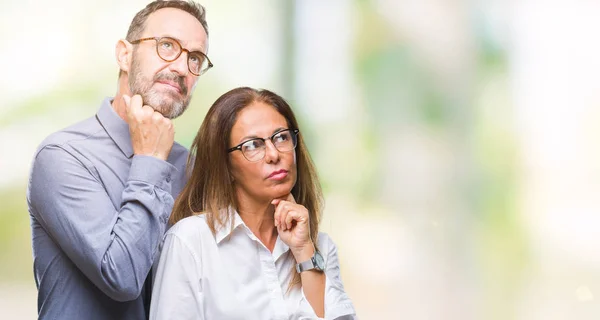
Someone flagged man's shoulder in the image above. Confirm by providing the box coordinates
[171,141,190,158]
[36,115,103,155]
[172,141,189,151]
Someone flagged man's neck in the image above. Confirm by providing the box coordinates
[112,76,132,121]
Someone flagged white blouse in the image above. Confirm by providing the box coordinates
[149,211,357,320]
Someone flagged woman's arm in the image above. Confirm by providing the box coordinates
[298,234,357,320]
[296,245,326,317]
[272,196,356,318]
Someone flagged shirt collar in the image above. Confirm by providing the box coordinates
[215,207,245,244]
[272,234,290,262]
[96,97,134,158]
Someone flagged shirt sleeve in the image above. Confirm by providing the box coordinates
[150,232,204,320]
[28,145,175,301]
[298,234,357,319]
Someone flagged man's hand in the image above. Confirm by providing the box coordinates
[123,94,174,161]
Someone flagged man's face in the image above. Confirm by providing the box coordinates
[128,8,208,119]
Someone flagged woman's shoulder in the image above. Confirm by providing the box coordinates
[316,232,337,251]
[165,214,213,244]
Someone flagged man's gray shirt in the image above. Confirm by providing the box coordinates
[27,97,189,319]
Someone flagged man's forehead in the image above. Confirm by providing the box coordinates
[143,8,207,50]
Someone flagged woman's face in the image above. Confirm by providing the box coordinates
[228,101,297,203]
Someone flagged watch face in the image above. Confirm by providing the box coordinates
[314,251,325,270]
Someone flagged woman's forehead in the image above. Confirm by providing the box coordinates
[232,103,287,136]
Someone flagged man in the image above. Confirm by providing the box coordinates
[26,1,211,319]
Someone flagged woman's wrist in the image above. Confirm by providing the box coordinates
[292,242,315,263]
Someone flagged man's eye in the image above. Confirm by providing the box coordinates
[189,54,201,63]
[160,41,174,50]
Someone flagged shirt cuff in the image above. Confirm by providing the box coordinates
[300,283,357,320]
[128,155,177,191]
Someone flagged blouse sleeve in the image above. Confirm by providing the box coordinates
[298,233,357,319]
[150,232,205,320]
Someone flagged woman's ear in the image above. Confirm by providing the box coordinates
[228,167,236,183]
[115,39,133,73]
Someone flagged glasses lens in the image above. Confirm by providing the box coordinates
[242,139,266,161]
[273,130,297,152]
[188,52,209,75]
[157,38,181,61]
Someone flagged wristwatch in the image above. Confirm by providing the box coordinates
[296,250,325,273]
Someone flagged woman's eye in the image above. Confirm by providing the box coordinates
[274,132,290,143]
[243,140,263,151]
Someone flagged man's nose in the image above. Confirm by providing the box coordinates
[169,51,189,76]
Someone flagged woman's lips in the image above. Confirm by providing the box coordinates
[267,169,288,180]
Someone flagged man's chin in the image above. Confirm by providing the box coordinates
[166,102,188,119]
[137,91,187,118]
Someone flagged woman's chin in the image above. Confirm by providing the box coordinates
[266,185,294,200]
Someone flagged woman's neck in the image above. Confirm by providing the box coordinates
[236,193,278,252]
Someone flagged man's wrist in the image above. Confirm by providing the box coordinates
[129,155,175,191]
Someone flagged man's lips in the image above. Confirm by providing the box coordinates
[156,80,181,93]
[267,169,288,180]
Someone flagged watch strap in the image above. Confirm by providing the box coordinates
[296,250,324,273]
[296,257,316,273]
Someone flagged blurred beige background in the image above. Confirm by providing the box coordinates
[2,0,600,319]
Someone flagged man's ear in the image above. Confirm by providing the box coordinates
[115,39,133,73]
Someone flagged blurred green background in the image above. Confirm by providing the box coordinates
[2,0,600,319]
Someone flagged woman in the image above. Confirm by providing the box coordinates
[150,87,356,319]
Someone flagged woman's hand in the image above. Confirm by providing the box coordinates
[272,194,314,262]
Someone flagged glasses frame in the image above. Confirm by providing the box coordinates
[227,129,300,162]
[130,36,213,76]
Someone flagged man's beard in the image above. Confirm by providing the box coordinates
[128,56,192,119]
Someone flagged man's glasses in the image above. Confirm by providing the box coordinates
[227,129,299,162]
[130,37,213,76]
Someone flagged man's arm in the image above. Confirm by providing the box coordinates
[29,144,175,301]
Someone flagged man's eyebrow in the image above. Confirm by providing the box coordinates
[158,34,182,42]
[160,35,206,53]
